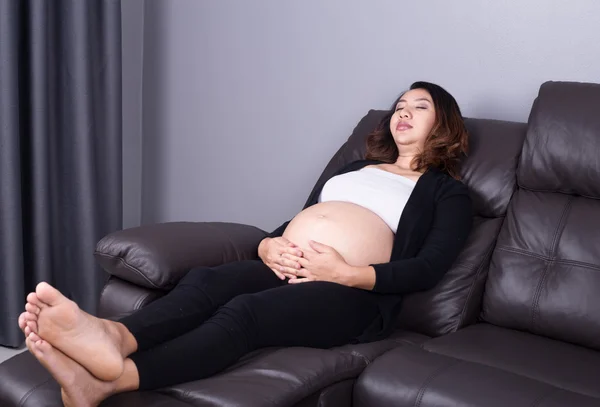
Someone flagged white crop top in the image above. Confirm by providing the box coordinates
[318,167,416,233]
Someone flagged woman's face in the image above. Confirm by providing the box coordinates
[389,88,436,151]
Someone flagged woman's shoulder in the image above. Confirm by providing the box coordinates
[427,167,471,199]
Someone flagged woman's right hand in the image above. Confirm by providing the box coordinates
[258,237,303,280]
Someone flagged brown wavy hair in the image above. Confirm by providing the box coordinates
[365,81,469,180]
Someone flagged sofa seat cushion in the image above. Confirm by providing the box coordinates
[160,330,426,407]
[0,331,425,407]
[354,324,600,407]
[423,323,600,398]
[0,351,192,407]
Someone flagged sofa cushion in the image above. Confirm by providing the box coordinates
[160,330,425,407]
[163,347,363,406]
[482,189,600,349]
[0,353,192,407]
[482,81,600,350]
[354,343,600,407]
[294,379,354,407]
[395,216,502,335]
[104,393,195,407]
[0,350,194,407]
[518,81,600,198]
[0,350,62,407]
[95,222,267,290]
[423,324,600,398]
[0,330,424,407]
[98,276,165,320]
[460,118,527,218]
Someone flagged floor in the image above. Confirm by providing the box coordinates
[0,344,27,364]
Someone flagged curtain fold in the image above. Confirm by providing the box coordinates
[0,0,122,347]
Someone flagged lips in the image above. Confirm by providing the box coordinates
[396,122,413,131]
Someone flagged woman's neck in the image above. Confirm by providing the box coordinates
[393,154,417,171]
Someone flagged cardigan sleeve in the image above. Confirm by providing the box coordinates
[370,186,473,295]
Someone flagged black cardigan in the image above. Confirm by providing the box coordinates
[268,159,473,296]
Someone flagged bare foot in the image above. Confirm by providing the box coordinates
[34,282,124,381]
[26,333,115,407]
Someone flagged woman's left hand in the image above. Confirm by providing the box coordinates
[281,240,351,284]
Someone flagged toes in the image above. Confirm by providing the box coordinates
[24,311,37,321]
[25,326,32,337]
[26,320,39,334]
[27,336,44,359]
[27,335,52,363]
[18,312,27,330]
[36,282,64,307]
[35,338,52,353]
[19,312,38,332]
[25,303,41,315]
[25,335,35,353]
[27,292,44,309]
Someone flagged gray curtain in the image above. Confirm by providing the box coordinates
[0,0,122,347]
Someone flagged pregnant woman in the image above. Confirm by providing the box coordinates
[18,81,473,406]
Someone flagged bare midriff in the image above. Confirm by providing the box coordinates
[282,201,394,266]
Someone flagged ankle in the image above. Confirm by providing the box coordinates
[114,321,138,356]
[101,320,137,357]
[116,359,140,392]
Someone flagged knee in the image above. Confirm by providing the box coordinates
[222,294,256,319]
[212,294,260,332]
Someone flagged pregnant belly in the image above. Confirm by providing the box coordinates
[282,201,394,266]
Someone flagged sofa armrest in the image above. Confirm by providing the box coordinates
[94,221,267,290]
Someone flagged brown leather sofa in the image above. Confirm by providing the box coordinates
[1,80,599,407]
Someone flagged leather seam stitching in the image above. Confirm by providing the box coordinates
[494,246,600,271]
[530,387,563,407]
[342,336,421,364]
[18,378,52,406]
[518,184,600,200]
[94,251,161,289]
[530,197,573,331]
[530,261,552,332]
[133,291,155,310]
[414,360,462,407]
[422,349,599,399]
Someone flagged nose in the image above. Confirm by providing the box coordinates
[400,108,411,119]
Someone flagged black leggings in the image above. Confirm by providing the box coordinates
[119,260,382,390]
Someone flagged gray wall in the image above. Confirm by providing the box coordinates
[124,0,600,232]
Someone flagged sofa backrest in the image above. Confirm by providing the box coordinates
[307,108,526,336]
[482,81,600,350]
